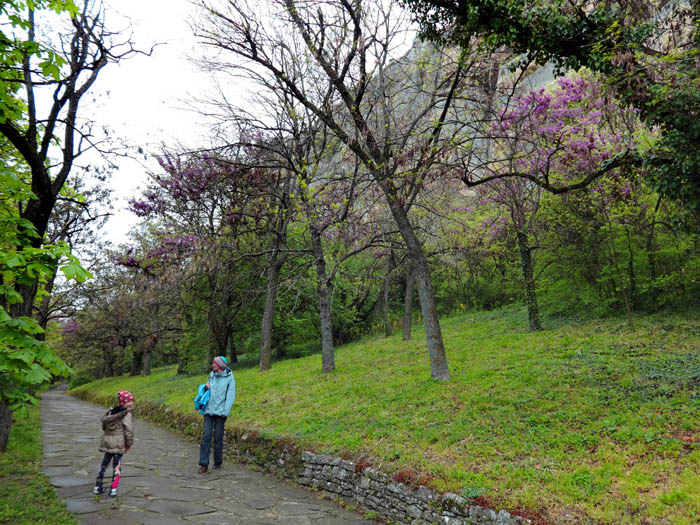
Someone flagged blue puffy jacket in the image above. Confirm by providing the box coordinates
[203,368,236,417]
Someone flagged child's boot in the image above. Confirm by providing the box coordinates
[109,488,117,497]
[92,485,104,495]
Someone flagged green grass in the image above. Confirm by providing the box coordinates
[0,403,76,525]
[74,306,700,524]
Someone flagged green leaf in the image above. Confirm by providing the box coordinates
[38,59,59,80]
[60,261,92,283]
[22,363,51,385]
[5,255,24,268]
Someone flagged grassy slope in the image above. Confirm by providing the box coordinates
[0,403,76,525]
[74,306,700,524]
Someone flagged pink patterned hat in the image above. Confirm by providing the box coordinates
[117,390,134,406]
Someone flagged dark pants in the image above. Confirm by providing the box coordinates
[95,452,123,489]
[199,414,226,467]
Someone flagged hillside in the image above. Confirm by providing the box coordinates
[73,306,700,524]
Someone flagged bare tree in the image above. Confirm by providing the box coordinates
[192,0,484,380]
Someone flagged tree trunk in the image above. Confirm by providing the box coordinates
[142,333,156,376]
[626,229,638,310]
[142,345,152,376]
[177,355,187,375]
[645,197,661,310]
[7,163,58,320]
[8,279,39,319]
[310,224,335,373]
[141,306,159,376]
[114,344,126,376]
[228,332,238,364]
[130,347,143,376]
[260,248,284,372]
[402,262,414,341]
[259,176,292,371]
[222,326,233,360]
[35,266,58,338]
[206,305,222,363]
[603,213,634,327]
[516,229,542,332]
[102,347,115,377]
[385,192,449,380]
[382,244,394,337]
[206,272,237,362]
[206,274,221,362]
[0,400,12,453]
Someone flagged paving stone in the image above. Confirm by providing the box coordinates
[241,492,280,510]
[88,509,178,525]
[124,476,175,487]
[43,466,77,477]
[42,457,74,467]
[276,501,323,515]
[57,485,96,498]
[313,517,375,525]
[139,486,215,502]
[178,482,217,491]
[272,516,313,525]
[65,498,110,514]
[44,444,70,453]
[80,514,141,525]
[144,499,216,516]
[48,475,93,488]
[273,484,322,501]
[181,511,243,524]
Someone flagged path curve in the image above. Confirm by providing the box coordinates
[41,385,374,525]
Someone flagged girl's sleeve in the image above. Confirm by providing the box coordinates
[123,411,134,449]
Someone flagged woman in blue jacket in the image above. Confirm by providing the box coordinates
[198,356,236,473]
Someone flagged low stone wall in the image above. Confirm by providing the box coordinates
[70,390,530,525]
[295,452,529,525]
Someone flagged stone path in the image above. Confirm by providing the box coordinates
[41,386,375,524]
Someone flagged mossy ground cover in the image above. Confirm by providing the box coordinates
[0,403,76,525]
[73,306,700,524]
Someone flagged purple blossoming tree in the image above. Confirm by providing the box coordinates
[473,72,639,330]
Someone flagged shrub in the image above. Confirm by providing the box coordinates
[68,373,95,390]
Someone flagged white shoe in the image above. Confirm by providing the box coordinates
[109,488,117,497]
[92,486,104,495]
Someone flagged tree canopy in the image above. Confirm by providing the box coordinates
[401,0,700,215]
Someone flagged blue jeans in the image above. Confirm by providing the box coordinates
[199,414,226,467]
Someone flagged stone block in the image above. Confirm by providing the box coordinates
[442,492,468,512]
[470,504,497,523]
[415,485,437,503]
[340,459,355,472]
[365,468,388,483]
[358,476,372,491]
[406,504,423,518]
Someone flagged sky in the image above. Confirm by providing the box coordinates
[87,0,416,245]
[91,0,215,244]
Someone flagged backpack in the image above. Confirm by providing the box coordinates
[193,384,210,414]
